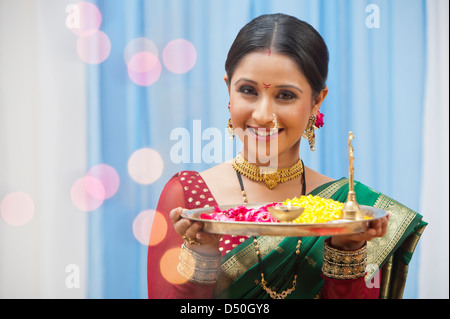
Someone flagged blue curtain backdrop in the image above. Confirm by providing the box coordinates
[86,0,426,298]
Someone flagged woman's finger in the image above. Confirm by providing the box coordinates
[370,219,382,236]
[362,215,389,240]
[169,207,184,224]
[170,208,196,237]
[183,221,203,240]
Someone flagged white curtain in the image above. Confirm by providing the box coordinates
[0,0,87,298]
[418,0,449,299]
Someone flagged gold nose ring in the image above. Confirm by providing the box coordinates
[272,113,279,132]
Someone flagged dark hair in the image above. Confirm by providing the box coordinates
[225,13,329,96]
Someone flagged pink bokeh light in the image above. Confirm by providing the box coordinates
[127,51,162,86]
[71,176,105,212]
[76,30,111,64]
[124,38,158,65]
[66,1,102,37]
[1,191,35,226]
[128,148,164,184]
[162,39,197,74]
[87,164,120,199]
[127,51,159,73]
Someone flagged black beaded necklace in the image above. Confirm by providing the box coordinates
[234,160,306,299]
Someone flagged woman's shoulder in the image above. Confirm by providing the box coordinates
[159,169,218,209]
[199,161,244,205]
[199,161,237,192]
[304,166,335,194]
[160,170,206,196]
[200,161,234,179]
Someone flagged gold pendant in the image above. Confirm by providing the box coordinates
[262,173,281,190]
[232,154,303,190]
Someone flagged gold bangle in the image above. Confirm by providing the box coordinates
[177,243,222,284]
[321,241,367,279]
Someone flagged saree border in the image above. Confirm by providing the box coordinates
[365,194,417,280]
[315,178,349,199]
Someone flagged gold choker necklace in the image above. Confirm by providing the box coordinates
[232,153,304,190]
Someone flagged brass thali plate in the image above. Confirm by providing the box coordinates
[181,203,387,237]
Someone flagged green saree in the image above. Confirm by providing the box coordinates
[213,178,427,299]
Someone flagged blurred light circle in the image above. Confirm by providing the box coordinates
[76,30,111,64]
[160,247,189,285]
[71,176,105,211]
[162,39,197,74]
[128,56,162,86]
[133,210,153,245]
[127,51,159,73]
[1,191,35,226]
[83,175,106,200]
[124,38,158,65]
[66,1,102,36]
[148,210,168,246]
[128,148,164,184]
[133,209,167,246]
[87,164,120,199]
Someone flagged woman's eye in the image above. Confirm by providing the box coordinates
[277,91,296,100]
[239,86,257,95]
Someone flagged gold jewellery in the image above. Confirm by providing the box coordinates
[303,114,317,151]
[271,113,279,133]
[178,243,222,284]
[227,118,235,140]
[321,240,367,279]
[254,237,302,299]
[182,236,200,245]
[232,153,303,190]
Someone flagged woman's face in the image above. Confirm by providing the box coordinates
[225,51,327,167]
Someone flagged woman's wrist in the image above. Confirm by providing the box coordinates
[330,236,365,251]
[185,241,221,256]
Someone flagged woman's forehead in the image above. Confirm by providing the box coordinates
[231,51,310,88]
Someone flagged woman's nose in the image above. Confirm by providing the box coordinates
[252,97,274,126]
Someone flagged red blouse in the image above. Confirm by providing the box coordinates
[147,171,380,299]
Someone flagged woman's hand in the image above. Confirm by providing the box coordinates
[330,214,390,250]
[169,207,222,256]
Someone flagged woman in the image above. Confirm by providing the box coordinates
[147,13,426,299]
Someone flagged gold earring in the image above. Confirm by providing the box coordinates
[306,115,316,151]
[227,118,235,140]
[227,101,235,140]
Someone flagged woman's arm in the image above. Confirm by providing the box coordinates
[147,175,218,299]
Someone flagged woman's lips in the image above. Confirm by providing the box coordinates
[247,126,283,142]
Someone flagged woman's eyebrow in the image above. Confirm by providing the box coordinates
[234,78,304,94]
[234,78,258,85]
[275,84,303,94]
